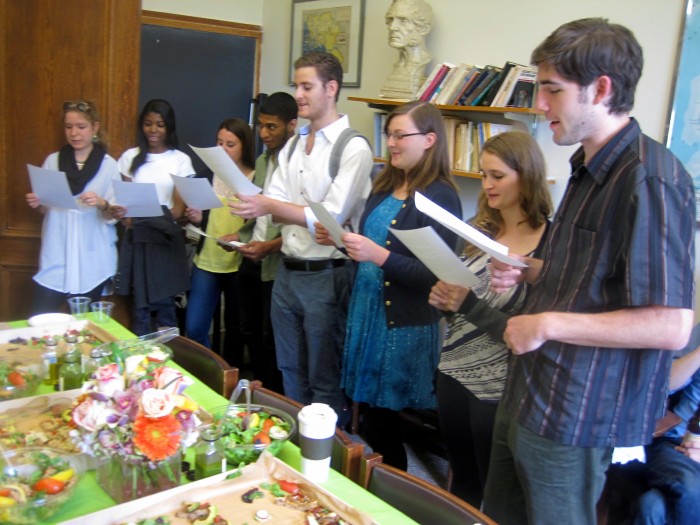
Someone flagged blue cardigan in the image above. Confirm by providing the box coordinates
[359,180,462,328]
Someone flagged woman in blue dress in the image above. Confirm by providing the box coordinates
[317,100,461,469]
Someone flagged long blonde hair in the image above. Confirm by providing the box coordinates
[372,101,456,195]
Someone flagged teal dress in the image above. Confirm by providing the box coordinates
[342,195,440,411]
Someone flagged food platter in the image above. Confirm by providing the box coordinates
[0,319,116,360]
[60,453,376,525]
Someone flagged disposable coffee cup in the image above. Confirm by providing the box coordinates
[67,296,91,319]
[298,403,337,482]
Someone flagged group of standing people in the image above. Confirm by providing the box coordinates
[26,16,699,525]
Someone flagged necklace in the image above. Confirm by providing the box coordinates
[76,160,85,169]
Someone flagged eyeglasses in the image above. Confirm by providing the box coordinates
[63,101,93,112]
[384,131,425,141]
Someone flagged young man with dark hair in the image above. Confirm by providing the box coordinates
[484,18,695,525]
[231,52,373,422]
[230,92,297,392]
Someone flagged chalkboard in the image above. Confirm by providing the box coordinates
[140,24,257,173]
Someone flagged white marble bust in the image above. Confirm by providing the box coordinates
[380,0,433,100]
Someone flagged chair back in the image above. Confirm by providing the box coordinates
[248,384,364,483]
[166,336,238,399]
[365,460,498,525]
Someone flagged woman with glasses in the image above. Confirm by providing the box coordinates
[183,118,254,365]
[316,100,461,469]
[26,100,120,314]
[114,99,194,335]
[428,131,552,506]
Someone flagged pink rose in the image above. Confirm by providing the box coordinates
[95,363,125,396]
[140,387,175,418]
[72,397,118,431]
[152,366,192,395]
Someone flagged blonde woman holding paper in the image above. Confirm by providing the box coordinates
[26,100,120,314]
[428,131,552,506]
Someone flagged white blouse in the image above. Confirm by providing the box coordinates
[33,152,120,294]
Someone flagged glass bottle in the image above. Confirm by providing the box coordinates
[84,347,109,380]
[194,426,225,480]
[59,348,83,391]
[42,337,59,386]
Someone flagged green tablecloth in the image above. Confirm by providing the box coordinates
[5,316,417,525]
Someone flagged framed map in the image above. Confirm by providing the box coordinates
[290,0,365,87]
[666,0,700,221]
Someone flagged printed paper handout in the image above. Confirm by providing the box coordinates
[390,227,478,286]
[190,145,261,195]
[414,192,527,267]
[184,223,245,248]
[304,196,347,246]
[27,164,80,210]
[171,175,223,210]
[112,180,163,217]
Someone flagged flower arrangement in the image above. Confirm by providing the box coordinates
[68,350,201,501]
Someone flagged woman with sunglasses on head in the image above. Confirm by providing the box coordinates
[316,100,462,469]
[183,118,254,365]
[26,100,120,315]
[114,98,194,335]
[428,131,552,507]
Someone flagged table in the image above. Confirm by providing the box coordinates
[4,317,417,525]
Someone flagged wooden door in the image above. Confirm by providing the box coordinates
[0,0,140,322]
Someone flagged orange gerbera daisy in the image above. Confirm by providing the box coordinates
[132,413,181,461]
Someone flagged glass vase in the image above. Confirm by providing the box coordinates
[96,450,182,503]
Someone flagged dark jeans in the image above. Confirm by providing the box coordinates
[483,402,612,525]
[271,262,349,421]
[132,296,176,336]
[632,438,700,525]
[31,279,108,316]
[238,259,282,392]
[185,265,243,367]
[436,371,497,507]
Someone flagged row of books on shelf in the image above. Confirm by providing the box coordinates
[416,61,538,109]
[373,112,512,174]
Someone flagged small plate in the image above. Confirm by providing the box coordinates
[27,313,75,327]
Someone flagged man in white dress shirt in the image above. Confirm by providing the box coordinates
[231,52,373,423]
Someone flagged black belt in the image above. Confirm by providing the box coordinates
[282,257,347,272]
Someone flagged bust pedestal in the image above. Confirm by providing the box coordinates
[380,68,426,100]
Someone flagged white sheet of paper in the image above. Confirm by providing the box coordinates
[172,175,222,210]
[184,223,245,248]
[27,164,80,210]
[414,191,527,267]
[304,196,346,246]
[112,180,163,217]
[390,227,479,287]
[190,145,261,195]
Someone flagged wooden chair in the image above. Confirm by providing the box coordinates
[360,453,498,525]
[166,335,239,400]
[247,383,364,483]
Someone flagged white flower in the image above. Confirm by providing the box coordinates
[140,388,175,418]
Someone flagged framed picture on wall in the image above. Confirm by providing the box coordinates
[289,0,365,87]
[665,0,700,221]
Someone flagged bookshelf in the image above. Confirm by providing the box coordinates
[349,96,544,180]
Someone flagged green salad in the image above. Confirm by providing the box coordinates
[215,406,293,466]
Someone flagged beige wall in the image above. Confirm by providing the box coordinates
[146,0,700,316]
[143,0,263,24]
